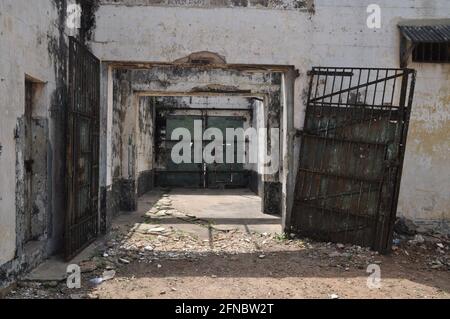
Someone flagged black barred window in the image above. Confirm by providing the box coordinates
[412,42,450,63]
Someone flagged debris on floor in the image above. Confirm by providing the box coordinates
[6,192,450,299]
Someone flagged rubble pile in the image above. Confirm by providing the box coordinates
[6,194,449,299]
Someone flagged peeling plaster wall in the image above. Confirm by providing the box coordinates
[99,0,315,11]
[0,0,78,283]
[92,0,450,230]
[137,97,154,176]
[397,64,450,227]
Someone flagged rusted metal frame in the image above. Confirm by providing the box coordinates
[90,60,100,237]
[380,69,389,109]
[307,122,322,226]
[307,70,354,77]
[310,72,405,103]
[331,73,344,237]
[68,214,97,231]
[355,70,372,227]
[298,186,382,203]
[308,101,401,109]
[389,70,398,107]
[368,69,380,131]
[317,68,330,233]
[372,70,396,250]
[371,144,389,250]
[374,72,392,240]
[65,38,76,259]
[299,133,388,147]
[348,70,364,243]
[295,203,376,221]
[297,165,382,184]
[311,66,407,72]
[383,70,416,253]
[65,37,100,260]
[341,68,356,241]
[294,67,415,252]
[306,68,325,222]
[367,69,390,248]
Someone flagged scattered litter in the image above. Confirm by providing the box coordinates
[394,217,417,236]
[409,234,425,245]
[330,294,340,299]
[102,270,116,281]
[89,277,104,286]
[119,258,130,264]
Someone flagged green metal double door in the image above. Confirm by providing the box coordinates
[159,115,248,188]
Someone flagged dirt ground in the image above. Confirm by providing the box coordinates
[6,190,450,299]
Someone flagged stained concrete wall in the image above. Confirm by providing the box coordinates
[108,67,282,215]
[137,97,154,176]
[0,0,78,281]
[91,0,450,230]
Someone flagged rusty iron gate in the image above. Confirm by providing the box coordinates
[292,67,416,253]
[65,37,100,260]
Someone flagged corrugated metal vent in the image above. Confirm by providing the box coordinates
[398,20,450,64]
[399,24,450,43]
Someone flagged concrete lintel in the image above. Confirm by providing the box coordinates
[103,60,296,73]
[136,91,267,98]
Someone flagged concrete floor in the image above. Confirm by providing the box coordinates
[21,188,281,282]
[161,188,281,234]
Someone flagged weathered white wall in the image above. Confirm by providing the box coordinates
[136,97,154,175]
[91,0,450,228]
[0,0,76,267]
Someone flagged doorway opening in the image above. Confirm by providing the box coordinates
[133,94,272,220]
[143,95,264,191]
[16,75,49,266]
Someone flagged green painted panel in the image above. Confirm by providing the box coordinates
[158,115,248,188]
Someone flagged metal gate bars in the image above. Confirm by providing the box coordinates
[65,37,101,260]
[291,67,416,253]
